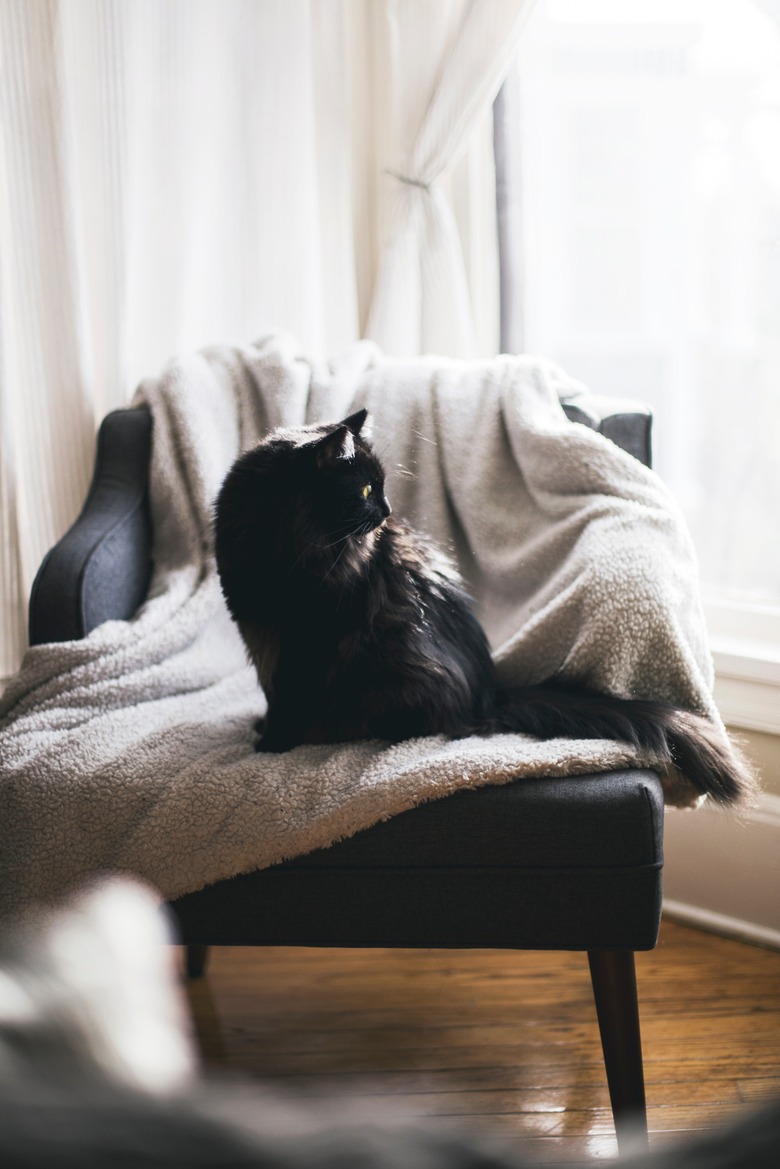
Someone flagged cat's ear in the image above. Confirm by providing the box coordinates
[342,408,368,435]
[315,425,355,465]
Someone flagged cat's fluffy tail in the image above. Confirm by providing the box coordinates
[492,684,757,806]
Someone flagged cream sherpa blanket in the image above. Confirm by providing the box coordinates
[0,334,719,917]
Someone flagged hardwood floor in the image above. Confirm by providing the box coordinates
[183,920,780,1164]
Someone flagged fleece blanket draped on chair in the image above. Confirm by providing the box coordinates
[0,334,722,917]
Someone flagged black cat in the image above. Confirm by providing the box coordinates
[214,409,752,804]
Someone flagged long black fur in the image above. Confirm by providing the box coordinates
[214,411,753,805]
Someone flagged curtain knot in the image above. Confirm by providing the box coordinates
[383,169,432,192]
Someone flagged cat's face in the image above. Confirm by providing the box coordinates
[306,410,392,542]
[214,411,394,603]
[255,410,391,559]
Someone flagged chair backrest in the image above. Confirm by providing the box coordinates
[28,396,652,646]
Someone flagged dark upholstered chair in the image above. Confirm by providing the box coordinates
[29,394,662,1152]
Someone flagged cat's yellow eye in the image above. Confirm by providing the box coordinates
[362,484,372,499]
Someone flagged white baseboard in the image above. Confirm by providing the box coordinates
[661,791,780,950]
[663,899,780,950]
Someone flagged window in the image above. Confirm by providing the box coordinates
[503,0,780,624]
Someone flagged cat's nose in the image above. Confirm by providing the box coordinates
[381,495,392,519]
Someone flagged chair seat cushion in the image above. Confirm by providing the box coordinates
[284,768,663,870]
[169,770,664,952]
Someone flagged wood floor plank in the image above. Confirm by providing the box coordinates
[183,919,780,1161]
[736,1077,780,1101]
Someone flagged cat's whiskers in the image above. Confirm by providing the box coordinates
[317,529,360,551]
[320,520,378,585]
[412,429,438,446]
[321,535,356,583]
[285,523,359,575]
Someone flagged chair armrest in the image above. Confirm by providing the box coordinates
[561,394,653,469]
[28,406,153,645]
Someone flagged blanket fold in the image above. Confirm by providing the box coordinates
[1,335,722,917]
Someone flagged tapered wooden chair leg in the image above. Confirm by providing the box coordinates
[588,948,648,1152]
[185,943,210,979]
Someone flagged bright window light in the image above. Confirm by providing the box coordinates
[514,0,780,606]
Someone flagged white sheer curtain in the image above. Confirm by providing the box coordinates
[0,0,529,679]
[365,0,536,357]
[0,0,362,678]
